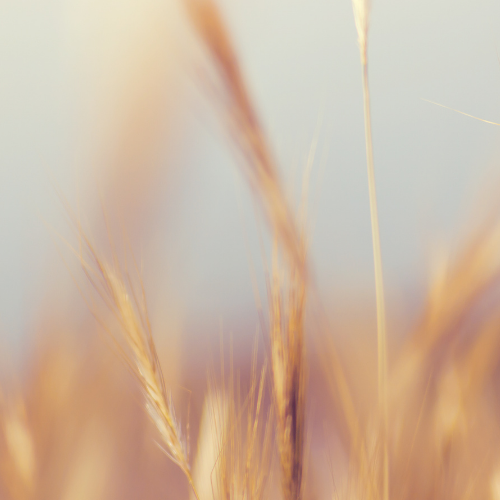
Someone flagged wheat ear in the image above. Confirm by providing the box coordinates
[77,233,200,500]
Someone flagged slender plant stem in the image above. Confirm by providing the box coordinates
[187,472,201,500]
[360,58,389,500]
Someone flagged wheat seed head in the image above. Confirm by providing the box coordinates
[352,0,371,62]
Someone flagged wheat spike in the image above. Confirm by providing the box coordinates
[77,233,200,500]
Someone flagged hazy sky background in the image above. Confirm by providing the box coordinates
[2,0,500,351]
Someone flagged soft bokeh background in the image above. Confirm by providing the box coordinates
[1,0,500,357]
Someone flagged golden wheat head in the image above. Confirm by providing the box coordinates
[76,232,200,499]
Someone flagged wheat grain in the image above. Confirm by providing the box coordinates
[77,233,200,499]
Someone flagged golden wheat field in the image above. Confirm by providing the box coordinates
[3,0,500,499]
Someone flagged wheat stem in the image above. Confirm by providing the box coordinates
[360,57,389,500]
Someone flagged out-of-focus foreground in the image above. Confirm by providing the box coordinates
[2,0,500,499]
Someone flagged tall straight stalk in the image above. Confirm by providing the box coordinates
[352,0,389,495]
[359,51,389,500]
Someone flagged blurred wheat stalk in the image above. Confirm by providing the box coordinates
[186,1,308,499]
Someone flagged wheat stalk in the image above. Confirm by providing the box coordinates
[185,3,309,498]
[185,0,306,279]
[351,1,389,499]
[269,245,306,500]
